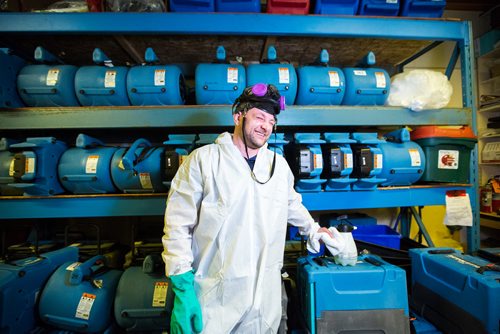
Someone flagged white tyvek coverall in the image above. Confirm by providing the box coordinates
[162,132,319,333]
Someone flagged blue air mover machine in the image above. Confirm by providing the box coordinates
[410,248,500,334]
[127,48,186,106]
[313,0,359,14]
[17,46,79,107]
[322,133,356,191]
[195,133,220,148]
[342,52,390,106]
[169,0,214,11]
[378,128,425,186]
[351,133,386,190]
[296,49,345,105]
[38,255,123,333]
[215,0,260,12]
[163,134,197,188]
[293,133,326,192]
[8,137,67,196]
[58,134,119,194]
[297,255,410,334]
[111,138,168,193]
[399,0,445,17]
[114,254,174,332]
[0,246,79,334]
[0,138,22,196]
[247,46,298,105]
[75,48,130,106]
[267,133,289,156]
[195,46,246,105]
[358,0,400,15]
[0,48,25,108]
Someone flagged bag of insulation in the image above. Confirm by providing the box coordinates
[387,69,453,112]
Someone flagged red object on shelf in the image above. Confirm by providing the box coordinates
[266,0,310,14]
[480,185,493,213]
[86,0,102,11]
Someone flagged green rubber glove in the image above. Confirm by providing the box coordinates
[169,270,203,334]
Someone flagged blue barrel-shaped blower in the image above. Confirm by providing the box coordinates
[378,128,425,186]
[114,254,174,332]
[292,133,326,193]
[17,46,79,107]
[322,132,356,191]
[0,246,79,334]
[342,51,390,106]
[0,48,26,108]
[111,138,168,193]
[75,48,130,106]
[195,46,246,105]
[127,47,186,106]
[38,255,123,333]
[163,134,197,188]
[8,137,67,196]
[351,133,386,190]
[58,134,119,194]
[247,45,298,105]
[296,49,345,105]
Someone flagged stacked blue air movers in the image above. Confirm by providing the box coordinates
[58,134,118,194]
[8,137,67,196]
[247,46,298,105]
[297,255,410,334]
[127,48,186,106]
[0,48,25,108]
[162,134,197,188]
[195,46,246,105]
[322,133,356,191]
[293,133,326,192]
[351,133,385,190]
[410,248,500,334]
[17,46,79,107]
[342,52,390,106]
[114,254,174,332]
[39,255,123,333]
[75,48,130,106]
[378,128,425,186]
[296,50,345,105]
[0,246,79,334]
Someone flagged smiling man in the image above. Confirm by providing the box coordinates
[162,83,335,334]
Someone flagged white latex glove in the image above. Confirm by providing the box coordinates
[307,226,346,256]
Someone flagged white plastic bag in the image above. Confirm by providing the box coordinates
[387,69,453,112]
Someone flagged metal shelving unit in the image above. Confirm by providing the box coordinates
[0,13,479,251]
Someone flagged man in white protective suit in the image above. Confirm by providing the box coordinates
[162,83,344,334]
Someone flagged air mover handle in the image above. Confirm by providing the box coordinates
[69,254,106,285]
[121,138,152,170]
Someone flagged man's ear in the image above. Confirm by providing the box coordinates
[233,112,243,126]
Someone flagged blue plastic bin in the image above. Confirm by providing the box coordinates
[358,0,400,16]
[169,0,214,11]
[314,0,360,14]
[215,0,260,12]
[352,225,401,249]
[399,0,445,18]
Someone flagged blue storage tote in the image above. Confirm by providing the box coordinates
[352,224,401,249]
[169,0,214,11]
[297,255,410,334]
[215,0,260,12]
[410,248,500,334]
[399,0,445,18]
[314,0,360,14]
[358,0,400,16]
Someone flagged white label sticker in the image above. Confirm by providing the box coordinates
[278,67,290,84]
[438,150,459,169]
[75,293,96,320]
[8,158,15,177]
[375,72,386,88]
[314,153,323,169]
[386,0,397,3]
[152,281,168,307]
[46,69,59,86]
[374,154,383,169]
[353,70,366,76]
[227,67,238,84]
[344,153,353,169]
[154,69,166,86]
[328,71,340,87]
[26,157,35,174]
[408,149,421,166]
[104,70,116,88]
[85,155,99,174]
[139,172,153,189]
